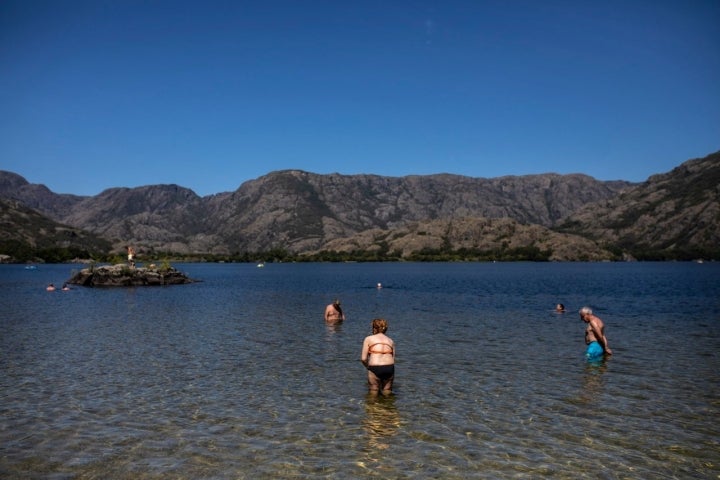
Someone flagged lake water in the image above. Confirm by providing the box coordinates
[1,262,719,479]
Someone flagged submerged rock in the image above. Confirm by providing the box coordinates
[66,264,198,287]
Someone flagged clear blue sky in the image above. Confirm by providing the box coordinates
[1,0,718,196]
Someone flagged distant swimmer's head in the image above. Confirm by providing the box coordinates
[377,283,382,288]
[371,318,388,334]
[555,303,565,312]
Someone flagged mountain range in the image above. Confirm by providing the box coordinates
[1,150,718,262]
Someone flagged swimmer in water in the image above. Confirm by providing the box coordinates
[324,299,345,324]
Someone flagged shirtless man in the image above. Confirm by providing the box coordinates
[580,307,612,358]
[324,299,345,324]
[360,318,395,395]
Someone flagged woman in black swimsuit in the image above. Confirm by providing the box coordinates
[360,318,395,395]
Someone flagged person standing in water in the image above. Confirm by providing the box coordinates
[580,306,613,358]
[127,245,136,268]
[324,299,345,324]
[361,318,395,395]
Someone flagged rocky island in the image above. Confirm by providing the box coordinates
[66,264,198,287]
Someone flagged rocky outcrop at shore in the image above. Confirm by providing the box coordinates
[67,264,198,287]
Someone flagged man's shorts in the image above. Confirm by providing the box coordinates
[586,341,604,359]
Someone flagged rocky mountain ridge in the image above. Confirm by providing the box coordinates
[557,151,720,257]
[1,150,718,261]
[0,170,631,257]
[0,197,111,262]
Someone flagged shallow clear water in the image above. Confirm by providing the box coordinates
[1,262,719,479]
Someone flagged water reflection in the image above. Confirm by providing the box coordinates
[580,358,608,404]
[325,321,343,336]
[363,393,400,452]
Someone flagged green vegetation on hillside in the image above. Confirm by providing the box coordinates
[4,241,718,264]
[0,240,104,263]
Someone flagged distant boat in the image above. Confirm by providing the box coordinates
[257,262,265,268]
[24,265,38,270]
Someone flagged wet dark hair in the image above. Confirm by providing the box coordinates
[333,300,343,317]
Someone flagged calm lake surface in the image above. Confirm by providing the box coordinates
[1,262,719,479]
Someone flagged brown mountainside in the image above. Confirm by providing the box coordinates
[0,169,630,256]
[0,198,111,260]
[201,171,630,254]
[319,217,616,261]
[0,150,717,261]
[557,151,720,258]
